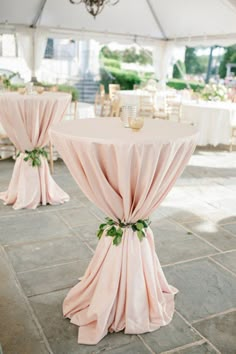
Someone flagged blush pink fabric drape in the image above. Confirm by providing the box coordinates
[50,119,198,345]
[0,92,71,209]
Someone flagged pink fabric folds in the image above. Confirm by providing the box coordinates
[0,92,71,209]
[50,119,198,345]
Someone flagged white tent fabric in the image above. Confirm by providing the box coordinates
[17,30,47,77]
[1,0,236,45]
[1,0,236,81]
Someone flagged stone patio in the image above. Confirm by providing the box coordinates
[0,150,236,354]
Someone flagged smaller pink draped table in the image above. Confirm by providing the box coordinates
[0,92,71,209]
[50,118,198,345]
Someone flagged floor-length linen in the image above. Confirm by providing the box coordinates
[50,118,198,345]
[182,100,236,146]
[0,92,71,209]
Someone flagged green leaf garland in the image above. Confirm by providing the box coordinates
[97,217,151,246]
[17,147,48,167]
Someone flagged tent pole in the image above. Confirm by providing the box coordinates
[145,0,167,39]
[206,46,215,83]
[31,0,47,28]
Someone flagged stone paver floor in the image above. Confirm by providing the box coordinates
[0,149,236,354]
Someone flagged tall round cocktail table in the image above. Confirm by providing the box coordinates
[50,118,198,345]
[0,92,71,209]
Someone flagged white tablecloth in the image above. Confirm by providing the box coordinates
[182,101,236,146]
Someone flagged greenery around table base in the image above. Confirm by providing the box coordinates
[17,147,48,167]
[97,217,151,246]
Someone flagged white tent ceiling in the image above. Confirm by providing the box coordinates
[1,0,236,45]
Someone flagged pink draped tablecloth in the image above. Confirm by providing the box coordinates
[0,92,71,209]
[50,118,198,345]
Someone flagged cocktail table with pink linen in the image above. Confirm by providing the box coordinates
[0,92,71,209]
[50,118,198,345]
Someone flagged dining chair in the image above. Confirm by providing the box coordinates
[133,84,140,90]
[139,94,156,118]
[101,94,112,117]
[165,97,182,122]
[100,84,105,97]
[95,93,112,117]
[140,94,169,120]
[109,84,120,100]
[111,97,121,117]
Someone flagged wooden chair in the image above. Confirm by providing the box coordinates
[165,97,182,122]
[101,94,112,117]
[139,94,168,119]
[133,84,140,90]
[111,97,121,117]
[94,93,104,117]
[109,84,120,100]
[229,126,236,152]
[139,94,156,118]
[95,93,112,117]
[99,84,105,97]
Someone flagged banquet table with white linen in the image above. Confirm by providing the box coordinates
[182,100,236,146]
[50,118,198,345]
[0,92,71,209]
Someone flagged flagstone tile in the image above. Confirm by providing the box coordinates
[0,248,49,354]
[211,251,236,274]
[140,312,201,353]
[165,259,236,322]
[193,311,236,354]
[0,212,70,245]
[171,342,217,353]
[17,259,90,296]
[181,220,236,251]
[221,222,236,236]
[151,220,217,265]
[30,289,141,354]
[6,236,92,272]
[58,206,101,227]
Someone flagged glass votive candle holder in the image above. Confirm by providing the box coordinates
[128,116,144,131]
[36,86,44,94]
[120,105,137,128]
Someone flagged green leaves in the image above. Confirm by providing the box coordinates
[97,218,151,246]
[20,148,48,167]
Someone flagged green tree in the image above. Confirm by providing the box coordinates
[138,49,152,65]
[173,60,186,79]
[100,46,121,61]
[123,47,138,63]
[219,45,236,78]
[185,47,207,74]
[185,47,199,74]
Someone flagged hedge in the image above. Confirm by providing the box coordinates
[101,67,204,93]
[102,58,121,69]
[100,67,141,91]
[166,79,205,92]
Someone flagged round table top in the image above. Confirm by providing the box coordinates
[0,91,71,103]
[50,118,198,145]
